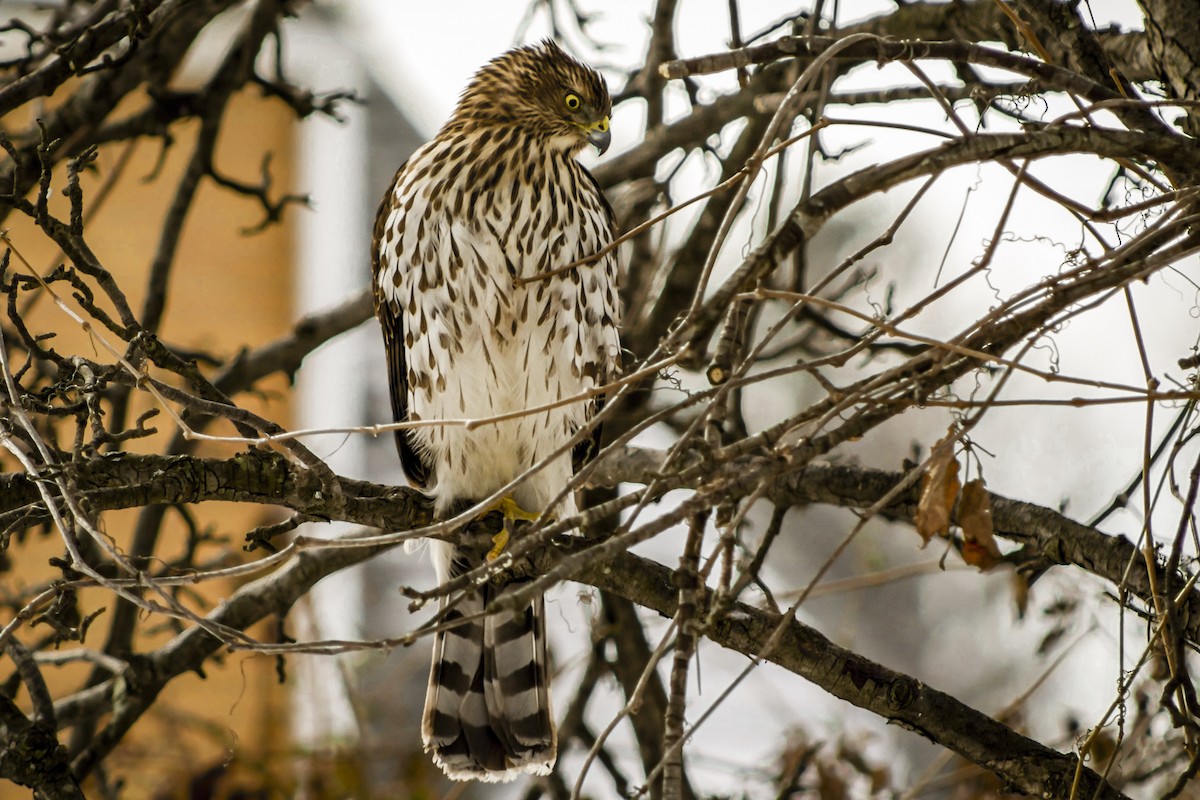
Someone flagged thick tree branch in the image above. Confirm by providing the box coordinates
[3,448,1194,647]
[33,465,1127,798]
[1136,0,1200,134]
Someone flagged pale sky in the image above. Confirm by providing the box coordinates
[337,0,1142,137]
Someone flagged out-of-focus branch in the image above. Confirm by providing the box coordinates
[593,83,763,188]
[140,0,284,334]
[212,288,374,394]
[0,0,242,227]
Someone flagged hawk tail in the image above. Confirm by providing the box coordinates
[422,544,556,782]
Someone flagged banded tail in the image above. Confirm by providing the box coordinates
[422,543,556,782]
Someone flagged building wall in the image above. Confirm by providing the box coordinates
[1,86,298,797]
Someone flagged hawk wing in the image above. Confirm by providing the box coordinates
[572,393,604,474]
[372,163,432,489]
[571,165,617,475]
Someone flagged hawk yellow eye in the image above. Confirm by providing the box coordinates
[564,93,581,110]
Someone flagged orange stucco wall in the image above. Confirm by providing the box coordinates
[1,87,299,798]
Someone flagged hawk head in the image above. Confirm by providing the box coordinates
[450,39,612,155]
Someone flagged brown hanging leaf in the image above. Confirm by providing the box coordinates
[959,479,1002,570]
[816,760,847,800]
[915,429,960,544]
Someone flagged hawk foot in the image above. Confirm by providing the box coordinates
[487,524,510,562]
[480,495,554,561]
[482,495,540,524]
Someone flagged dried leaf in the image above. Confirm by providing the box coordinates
[816,760,847,800]
[915,430,960,544]
[869,767,891,795]
[959,479,1001,570]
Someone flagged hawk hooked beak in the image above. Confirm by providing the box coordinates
[586,117,611,155]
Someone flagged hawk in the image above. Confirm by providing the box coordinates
[371,41,620,782]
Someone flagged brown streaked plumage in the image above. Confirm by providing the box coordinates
[371,40,621,782]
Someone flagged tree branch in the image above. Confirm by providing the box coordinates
[29,458,1128,798]
[4,448,1194,647]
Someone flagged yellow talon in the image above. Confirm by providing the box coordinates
[484,495,540,523]
[479,495,552,561]
[487,525,510,562]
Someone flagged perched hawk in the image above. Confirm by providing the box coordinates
[371,41,620,782]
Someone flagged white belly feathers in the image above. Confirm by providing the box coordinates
[376,135,620,516]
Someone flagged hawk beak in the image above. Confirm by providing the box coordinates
[586,117,611,155]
